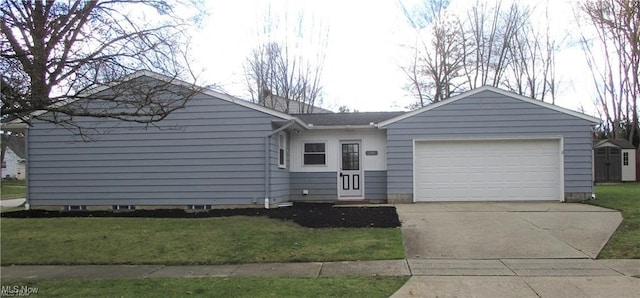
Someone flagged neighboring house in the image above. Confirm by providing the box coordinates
[2,148,21,179]
[1,71,601,210]
[593,139,636,182]
[1,137,26,180]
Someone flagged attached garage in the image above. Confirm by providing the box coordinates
[380,86,601,203]
[413,138,562,201]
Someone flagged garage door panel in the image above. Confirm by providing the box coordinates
[414,139,562,201]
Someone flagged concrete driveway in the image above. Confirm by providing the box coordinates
[395,202,622,259]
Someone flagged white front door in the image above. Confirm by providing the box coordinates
[339,141,363,198]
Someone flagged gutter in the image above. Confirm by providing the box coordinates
[306,124,379,130]
[264,120,295,209]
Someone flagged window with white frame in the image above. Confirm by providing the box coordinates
[278,132,286,168]
[623,152,629,166]
[304,142,326,165]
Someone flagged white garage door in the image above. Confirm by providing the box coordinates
[414,139,562,201]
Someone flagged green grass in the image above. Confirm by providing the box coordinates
[1,179,25,200]
[0,276,409,298]
[1,216,404,265]
[588,182,640,259]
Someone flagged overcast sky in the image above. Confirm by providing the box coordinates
[190,0,597,115]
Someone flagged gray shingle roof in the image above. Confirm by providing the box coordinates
[5,136,25,159]
[292,112,405,126]
[594,139,636,149]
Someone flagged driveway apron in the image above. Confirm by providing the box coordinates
[395,202,622,260]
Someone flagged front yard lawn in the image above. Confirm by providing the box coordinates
[588,182,640,259]
[0,276,408,298]
[1,216,404,265]
[1,179,25,200]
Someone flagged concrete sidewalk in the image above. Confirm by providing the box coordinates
[392,276,640,298]
[1,259,639,297]
[2,258,639,280]
[1,260,409,280]
[2,259,638,280]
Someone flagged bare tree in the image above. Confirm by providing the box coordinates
[459,1,529,89]
[400,0,463,108]
[579,0,639,144]
[402,44,429,108]
[245,7,327,114]
[401,0,559,107]
[1,0,202,125]
[505,7,558,103]
[337,105,358,113]
[427,15,465,103]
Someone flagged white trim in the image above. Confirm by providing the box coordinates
[378,86,601,127]
[289,129,387,172]
[306,125,379,130]
[594,139,636,150]
[412,136,564,202]
[412,139,417,203]
[411,135,564,142]
[559,137,565,202]
[278,132,287,169]
[302,141,328,167]
[337,139,364,200]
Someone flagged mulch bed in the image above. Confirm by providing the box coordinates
[0,203,401,228]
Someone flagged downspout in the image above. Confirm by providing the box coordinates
[264,120,295,209]
[24,127,30,210]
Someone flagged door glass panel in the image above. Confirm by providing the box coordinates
[342,174,349,190]
[352,174,360,190]
[341,143,360,170]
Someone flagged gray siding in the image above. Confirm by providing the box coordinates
[289,172,337,201]
[269,132,290,203]
[289,171,386,201]
[386,90,595,197]
[364,171,387,200]
[27,90,289,206]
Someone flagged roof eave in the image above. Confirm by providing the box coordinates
[378,86,602,127]
[127,71,297,122]
[3,70,297,128]
[306,124,380,130]
[0,120,28,131]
